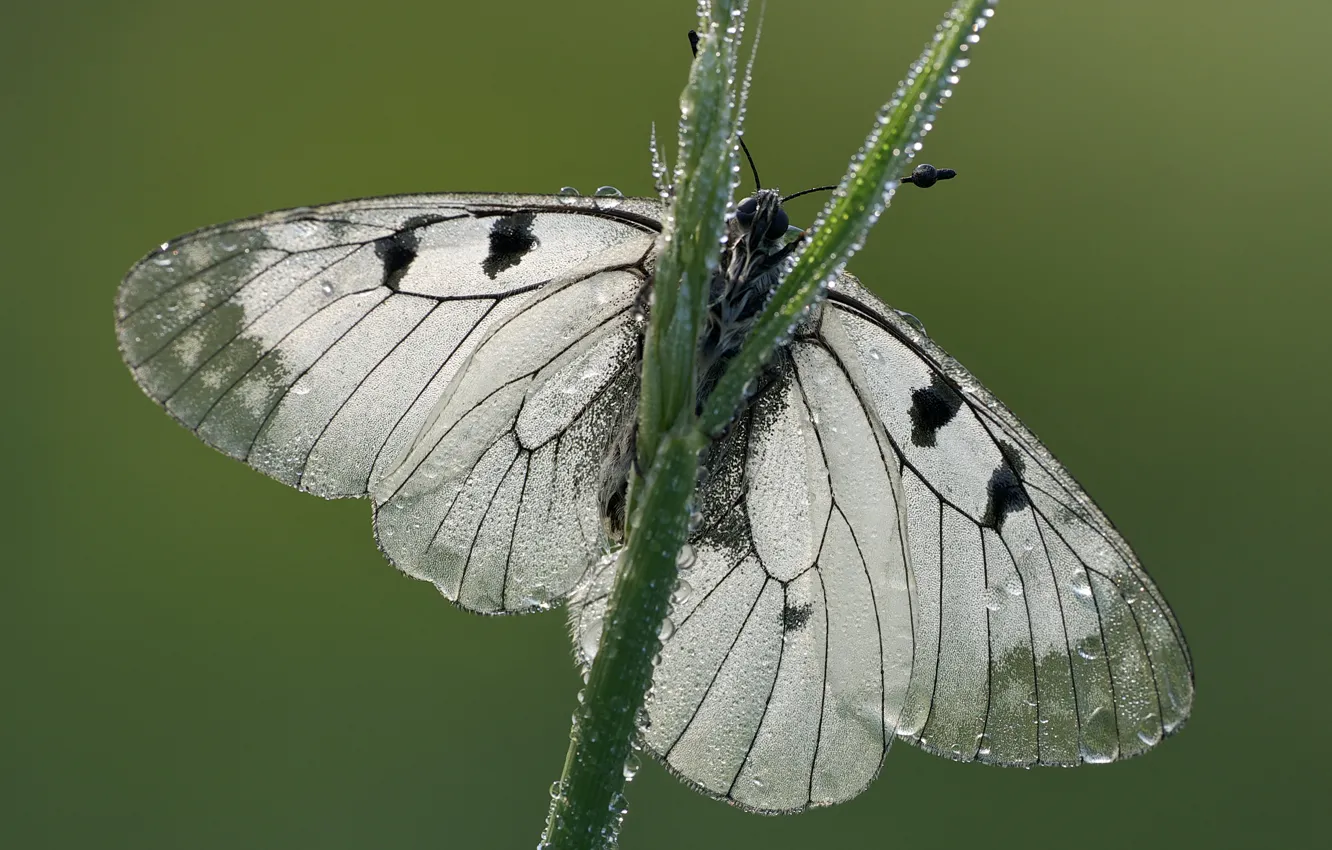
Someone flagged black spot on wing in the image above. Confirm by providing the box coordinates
[374,215,452,291]
[482,211,539,279]
[401,214,452,231]
[981,459,1029,531]
[781,601,814,633]
[996,439,1026,476]
[374,230,418,290]
[909,373,963,447]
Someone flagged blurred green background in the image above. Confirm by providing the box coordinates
[4,0,1327,847]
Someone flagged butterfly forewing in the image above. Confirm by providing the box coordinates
[116,193,661,612]
[821,274,1194,765]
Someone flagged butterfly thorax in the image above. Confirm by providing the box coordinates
[601,190,792,538]
[698,189,791,402]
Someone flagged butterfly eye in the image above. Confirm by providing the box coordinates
[736,196,759,227]
[765,207,789,240]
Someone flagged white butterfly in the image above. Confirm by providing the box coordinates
[116,186,1193,813]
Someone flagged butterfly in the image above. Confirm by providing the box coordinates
[115,177,1193,813]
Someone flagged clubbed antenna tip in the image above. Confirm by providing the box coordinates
[900,163,958,189]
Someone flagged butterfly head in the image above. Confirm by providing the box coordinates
[733,189,791,248]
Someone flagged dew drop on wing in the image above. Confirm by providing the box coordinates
[594,185,624,209]
[1069,568,1093,598]
[687,508,702,531]
[676,543,696,570]
[557,186,581,205]
[672,580,693,605]
[894,309,928,336]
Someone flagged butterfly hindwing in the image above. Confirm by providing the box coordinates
[572,337,915,813]
[372,265,648,613]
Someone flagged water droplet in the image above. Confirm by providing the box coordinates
[1070,568,1093,598]
[658,617,676,641]
[676,544,696,570]
[976,733,992,756]
[557,186,580,205]
[1165,675,1184,713]
[623,752,641,780]
[895,309,928,336]
[320,281,334,295]
[549,780,563,799]
[290,382,312,397]
[594,185,623,209]
[672,580,693,605]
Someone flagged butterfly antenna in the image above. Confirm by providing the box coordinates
[782,164,958,204]
[900,163,958,188]
[737,136,762,190]
[781,185,837,203]
[689,30,762,190]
